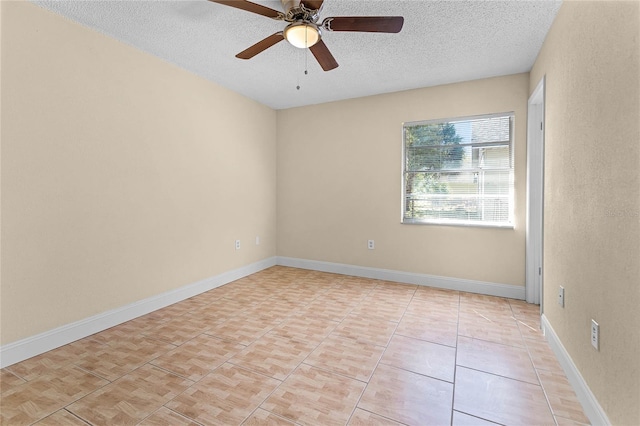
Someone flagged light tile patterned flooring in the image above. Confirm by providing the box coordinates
[0,266,590,425]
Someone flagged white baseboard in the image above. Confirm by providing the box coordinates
[0,256,608,424]
[276,256,525,300]
[1,256,524,369]
[541,314,610,426]
[0,257,277,369]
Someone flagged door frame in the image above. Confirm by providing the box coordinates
[526,76,545,307]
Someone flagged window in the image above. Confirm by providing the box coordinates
[402,113,514,227]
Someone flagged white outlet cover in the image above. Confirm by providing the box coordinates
[558,286,564,307]
[591,319,599,350]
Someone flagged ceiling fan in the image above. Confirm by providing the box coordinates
[208,0,404,71]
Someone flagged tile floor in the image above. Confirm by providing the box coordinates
[0,266,590,425]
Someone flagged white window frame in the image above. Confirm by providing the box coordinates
[401,112,515,228]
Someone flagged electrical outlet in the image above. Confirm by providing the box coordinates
[558,286,565,307]
[255,236,260,245]
[591,319,599,350]
[368,240,375,250]
[235,240,241,250]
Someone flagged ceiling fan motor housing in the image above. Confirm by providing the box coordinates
[280,0,321,22]
[280,0,300,13]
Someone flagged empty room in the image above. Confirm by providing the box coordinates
[1,0,638,425]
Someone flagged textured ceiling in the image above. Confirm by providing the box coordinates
[33,0,562,110]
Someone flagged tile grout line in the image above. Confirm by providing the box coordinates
[233,274,369,425]
[514,299,562,426]
[452,289,461,426]
[154,291,289,426]
[343,281,411,426]
[298,275,378,426]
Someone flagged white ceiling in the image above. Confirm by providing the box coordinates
[33,0,562,110]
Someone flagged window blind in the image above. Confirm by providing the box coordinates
[402,114,514,226]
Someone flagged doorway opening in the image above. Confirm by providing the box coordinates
[526,77,545,308]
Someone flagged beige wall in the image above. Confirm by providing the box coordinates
[530,1,640,424]
[0,2,277,345]
[277,74,529,286]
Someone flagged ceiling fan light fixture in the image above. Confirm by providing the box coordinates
[284,23,320,48]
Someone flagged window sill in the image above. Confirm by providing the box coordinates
[401,219,515,229]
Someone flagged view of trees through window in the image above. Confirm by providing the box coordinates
[403,114,514,225]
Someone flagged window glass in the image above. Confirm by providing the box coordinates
[402,114,514,226]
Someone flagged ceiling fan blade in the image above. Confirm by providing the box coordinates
[309,39,339,71]
[208,0,282,19]
[324,16,404,33]
[301,0,324,11]
[236,33,285,59]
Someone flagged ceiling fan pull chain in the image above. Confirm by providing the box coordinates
[305,42,309,76]
[297,46,309,90]
[297,50,302,90]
